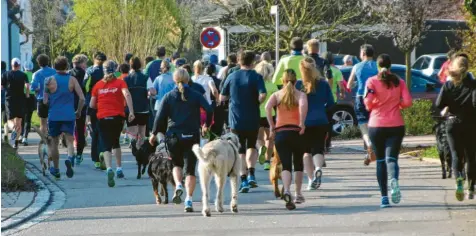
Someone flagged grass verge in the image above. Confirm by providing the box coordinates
[401,145,439,159]
[1,143,34,192]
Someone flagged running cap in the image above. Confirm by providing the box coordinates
[210,54,219,65]
[175,58,187,67]
[103,60,117,74]
[24,61,34,71]
[11,58,21,66]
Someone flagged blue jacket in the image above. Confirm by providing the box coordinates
[31,66,56,100]
[296,80,335,126]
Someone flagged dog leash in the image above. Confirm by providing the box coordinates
[226,140,239,177]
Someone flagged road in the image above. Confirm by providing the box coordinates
[9,134,476,236]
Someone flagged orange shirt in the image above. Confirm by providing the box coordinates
[92,78,127,119]
[275,104,300,128]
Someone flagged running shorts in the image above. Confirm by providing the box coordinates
[48,120,75,137]
[231,129,259,154]
[98,116,124,152]
[37,101,49,118]
[126,113,149,127]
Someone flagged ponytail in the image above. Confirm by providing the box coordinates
[177,81,187,101]
[377,67,399,89]
[280,69,298,110]
[103,73,116,83]
[173,68,190,101]
[449,56,469,86]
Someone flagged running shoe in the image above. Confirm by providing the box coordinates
[283,192,296,210]
[122,136,130,145]
[311,169,322,190]
[467,190,474,200]
[390,178,401,204]
[248,175,258,188]
[49,167,60,179]
[381,196,390,208]
[294,194,305,204]
[107,169,115,187]
[76,154,83,165]
[184,200,194,212]
[99,152,106,170]
[68,156,75,168]
[258,146,267,165]
[173,185,184,204]
[94,162,101,169]
[22,138,28,146]
[116,169,125,178]
[10,131,17,146]
[455,177,465,201]
[65,159,74,178]
[263,161,271,171]
[239,180,250,193]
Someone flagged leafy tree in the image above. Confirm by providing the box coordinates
[462,0,476,73]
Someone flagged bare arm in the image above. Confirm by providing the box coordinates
[70,77,85,116]
[208,80,219,100]
[89,96,97,109]
[43,93,49,104]
[265,93,278,131]
[258,93,267,104]
[298,91,308,134]
[219,95,229,102]
[347,67,356,90]
[25,83,30,98]
[121,88,135,114]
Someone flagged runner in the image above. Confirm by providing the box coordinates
[148,60,175,112]
[346,44,378,165]
[209,54,222,72]
[217,53,237,80]
[31,54,56,137]
[436,55,476,201]
[260,52,272,63]
[306,39,333,82]
[20,61,36,146]
[70,54,89,165]
[255,60,278,170]
[265,69,307,209]
[90,60,135,187]
[364,54,412,207]
[205,64,225,140]
[1,58,30,149]
[118,63,131,145]
[220,50,267,193]
[343,55,354,67]
[145,56,154,66]
[192,60,219,106]
[149,68,213,212]
[273,37,305,88]
[124,57,149,149]
[437,50,455,83]
[323,52,345,152]
[84,52,107,169]
[297,57,335,190]
[124,53,134,64]
[145,46,167,137]
[43,56,85,179]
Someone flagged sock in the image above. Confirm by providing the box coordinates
[241,175,247,182]
[386,157,399,180]
[313,154,325,169]
[249,168,255,176]
[185,196,192,202]
[376,159,388,197]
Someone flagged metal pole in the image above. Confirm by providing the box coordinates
[275,7,279,61]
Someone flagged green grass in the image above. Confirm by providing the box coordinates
[31,112,40,128]
[420,146,439,159]
[334,125,362,140]
[1,143,30,192]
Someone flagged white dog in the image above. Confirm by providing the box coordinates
[192,132,241,217]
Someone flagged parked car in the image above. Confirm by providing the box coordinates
[329,64,441,136]
[412,54,448,79]
[333,54,360,67]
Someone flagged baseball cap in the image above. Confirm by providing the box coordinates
[103,60,117,74]
[94,52,107,61]
[11,58,21,66]
[210,54,218,65]
[175,58,187,67]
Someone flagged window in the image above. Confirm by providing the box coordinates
[412,58,424,69]
[412,57,430,70]
[433,57,448,69]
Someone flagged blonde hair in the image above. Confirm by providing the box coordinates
[255,61,275,81]
[72,54,88,65]
[174,68,190,101]
[306,39,319,53]
[193,60,203,75]
[281,69,298,110]
[449,56,469,86]
[300,57,319,94]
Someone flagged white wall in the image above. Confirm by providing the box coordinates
[1,0,9,66]
[20,0,33,67]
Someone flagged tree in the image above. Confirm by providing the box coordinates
[212,0,373,55]
[62,0,184,62]
[462,0,476,73]
[363,0,449,89]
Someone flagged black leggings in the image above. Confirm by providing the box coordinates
[368,126,405,197]
[98,116,124,152]
[274,130,304,172]
[22,95,36,139]
[166,133,199,177]
[210,105,225,141]
[75,114,86,155]
[446,117,476,182]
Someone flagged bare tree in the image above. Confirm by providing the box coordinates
[363,0,451,88]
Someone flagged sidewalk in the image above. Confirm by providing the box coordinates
[1,191,35,221]
[333,135,436,151]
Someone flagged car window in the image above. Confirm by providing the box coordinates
[433,57,448,69]
[412,58,424,69]
[420,57,430,69]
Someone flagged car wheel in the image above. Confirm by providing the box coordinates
[330,106,357,136]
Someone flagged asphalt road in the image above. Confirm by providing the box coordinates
[10,134,476,236]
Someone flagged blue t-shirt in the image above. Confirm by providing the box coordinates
[296,80,335,126]
[152,72,175,110]
[221,69,266,131]
[145,59,163,83]
[124,71,149,114]
[85,66,104,115]
[31,66,56,100]
[48,73,75,121]
[354,60,378,96]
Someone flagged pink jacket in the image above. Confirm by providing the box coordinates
[364,76,412,127]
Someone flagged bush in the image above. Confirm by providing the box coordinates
[334,125,362,140]
[402,99,434,136]
[1,144,28,191]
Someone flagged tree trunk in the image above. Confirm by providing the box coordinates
[405,50,412,90]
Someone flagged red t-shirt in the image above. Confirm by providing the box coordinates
[92,78,127,119]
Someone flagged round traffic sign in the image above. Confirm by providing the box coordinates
[200,28,221,49]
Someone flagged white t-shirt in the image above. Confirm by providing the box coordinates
[192,75,214,105]
[217,66,227,80]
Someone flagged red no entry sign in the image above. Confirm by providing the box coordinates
[200,28,221,49]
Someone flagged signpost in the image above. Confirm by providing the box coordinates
[200,27,221,49]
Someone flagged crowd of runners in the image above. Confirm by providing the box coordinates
[1,36,475,211]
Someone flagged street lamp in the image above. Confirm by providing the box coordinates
[270,5,279,62]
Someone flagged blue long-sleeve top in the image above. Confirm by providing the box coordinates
[31,66,56,100]
[152,85,213,136]
[296,79,335,126]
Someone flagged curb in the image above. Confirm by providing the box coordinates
[1,168,51,231]
[1,162,66,235]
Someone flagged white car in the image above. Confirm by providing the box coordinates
[412,54,448,79]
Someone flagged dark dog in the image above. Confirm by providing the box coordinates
[131,140,149,179]
[433,117,452,179]
[147,142,175,205]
